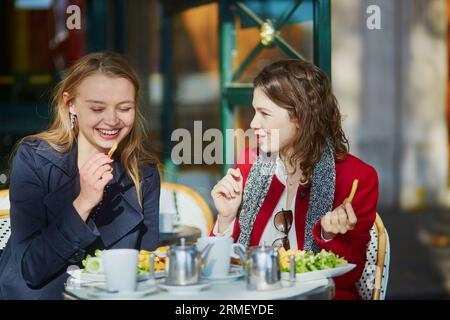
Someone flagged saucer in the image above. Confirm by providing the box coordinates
[201,267,245,282]
[280,263,356,282]
[67,269,165,282]
[85,280,158,299]
[158,282,210,295]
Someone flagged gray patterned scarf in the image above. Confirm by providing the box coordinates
[237,139,336,253]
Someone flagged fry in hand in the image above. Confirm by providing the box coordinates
[107,142,118,158]
[343,179,359,205]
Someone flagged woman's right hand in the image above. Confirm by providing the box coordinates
[211,168,243,231]
[73,153,114,221]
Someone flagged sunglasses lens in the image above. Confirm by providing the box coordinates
[272,238,284,249]
[274,210,293,233]
[273,210,293,250]
[272,237,290,250]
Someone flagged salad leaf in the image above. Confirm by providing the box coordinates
[280,249,347,273]
[81,254,92,269]
[85,257,103,274]
[94,249,103,258]
[82,251,103,273]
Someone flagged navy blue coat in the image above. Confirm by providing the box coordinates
[0,139,160,299]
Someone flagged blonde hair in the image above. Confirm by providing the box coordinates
[26,51,157,207]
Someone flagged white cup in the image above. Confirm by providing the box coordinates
[101,249,138,293]
[159,212,176,233]
[196,236,245,279]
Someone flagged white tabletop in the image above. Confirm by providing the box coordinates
[64,277,333,300]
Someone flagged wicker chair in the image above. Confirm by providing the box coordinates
[160,182,214,236]
[0,189,10,251]
[356,213,390,300]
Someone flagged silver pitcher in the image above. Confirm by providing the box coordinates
[165,238,213,285]
[235,243,296,291]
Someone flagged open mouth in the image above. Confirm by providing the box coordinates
[96,128,121,140]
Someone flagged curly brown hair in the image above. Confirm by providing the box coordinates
[253,59,349,184]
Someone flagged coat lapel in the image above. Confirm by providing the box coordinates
[294,185,310,250]
[93,183,143,247]
[91,161,144,247]
[249,175,285,246]
[112,160,143,214]
[35,140,78,178]
[40,140,81,219]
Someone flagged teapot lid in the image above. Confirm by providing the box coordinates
[170,237,187,247]
[169,238,195,250]
[250,242,278,253]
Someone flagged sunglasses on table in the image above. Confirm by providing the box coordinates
[272,209,293,250]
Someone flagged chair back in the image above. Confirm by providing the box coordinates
[356,213,390,300]
[160,182,214,236]
[0,189,10,250]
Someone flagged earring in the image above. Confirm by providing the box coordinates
[70,112,77,129]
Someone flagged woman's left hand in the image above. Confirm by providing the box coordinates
[320,203,357,240]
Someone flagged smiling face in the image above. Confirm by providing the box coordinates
[67,73,136,154]
[250,87,299,155]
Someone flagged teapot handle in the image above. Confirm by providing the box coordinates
[232,243,247,272]
[149,253,155,281]
[231,243,246,259]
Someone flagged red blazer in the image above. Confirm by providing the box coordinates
[213,148,379,300]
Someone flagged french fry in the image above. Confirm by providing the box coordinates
[138,250,166,272]
[107,142,118,158]
[343,179,359,205]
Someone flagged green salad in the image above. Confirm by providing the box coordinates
[280,249,348,273]
[81,249,104,274]
[81,249,156,275]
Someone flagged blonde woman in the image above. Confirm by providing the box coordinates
[0,52,160,299]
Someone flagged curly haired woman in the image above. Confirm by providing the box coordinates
[211,59,379,300]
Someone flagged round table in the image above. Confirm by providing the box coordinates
[159,225,202,246]
[63,277,334,300]
[146,278,334,300]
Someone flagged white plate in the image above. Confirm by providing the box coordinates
[158,282,210,295]
[201,267,244,282]
[85,280,158,299]
[67,269,165,282]
[281,263,356,282]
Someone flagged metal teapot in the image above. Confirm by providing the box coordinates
[235,243,296,291]
[165,238,213,285]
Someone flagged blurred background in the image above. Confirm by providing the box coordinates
[0,0,449,299]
